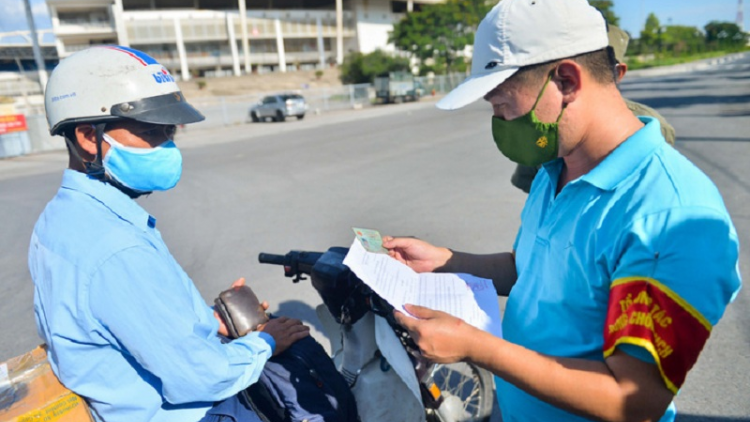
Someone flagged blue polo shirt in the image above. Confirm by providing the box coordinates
[29,170,275,422]
[497,117,741,422]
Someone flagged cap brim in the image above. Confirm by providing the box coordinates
[436,67,519,110]
[111,92,205,125]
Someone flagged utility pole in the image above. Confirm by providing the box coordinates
[14,57,31,109]
[639,0,644,32]
[737,0,744,32]
[336,0,343,65]
[23,0,48,93]
[238,0,251,74]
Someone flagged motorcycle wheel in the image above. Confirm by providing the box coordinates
[428,362,495,422]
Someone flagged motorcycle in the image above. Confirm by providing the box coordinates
[258,247,495,422]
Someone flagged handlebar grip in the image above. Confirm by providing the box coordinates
[258,253,287,266]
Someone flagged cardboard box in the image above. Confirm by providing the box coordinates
[0,345,93,422]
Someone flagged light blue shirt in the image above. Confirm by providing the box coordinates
[29,170,275,422]
[497,118,741,422]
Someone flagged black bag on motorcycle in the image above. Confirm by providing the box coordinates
[245,335,359,422]
[310,247,370,325]
[214,285,359,422]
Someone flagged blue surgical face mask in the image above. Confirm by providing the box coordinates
[102,133,183,193]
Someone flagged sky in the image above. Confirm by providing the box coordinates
[0,0,54,44]
[0,0,748,44]
[613,0,747,36]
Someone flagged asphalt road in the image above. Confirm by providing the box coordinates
[1,54,748,421]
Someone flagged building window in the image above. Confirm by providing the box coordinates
[390,1,422,13]
[58,10,111,27]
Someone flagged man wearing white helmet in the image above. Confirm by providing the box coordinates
[383,0,741,421]
[30,46,309,422]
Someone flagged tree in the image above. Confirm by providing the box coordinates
[389,0,491,74]
[661,25,705,55]
[639,13,662,54]
[589,0,619,26]
[704,21,749,50]
[339,49,411,84]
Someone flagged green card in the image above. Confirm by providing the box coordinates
[352,227,388,254]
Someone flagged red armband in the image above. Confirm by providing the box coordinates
[604,277,712,393]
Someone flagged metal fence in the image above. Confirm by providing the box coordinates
[415,73,470,97]
[187,73,467,131]
[0,76,42,98]
[187,83,374,130]
[1,73,468,158]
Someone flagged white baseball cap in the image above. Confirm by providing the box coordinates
[437,0,608,110]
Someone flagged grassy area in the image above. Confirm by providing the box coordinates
[625,50,747,70]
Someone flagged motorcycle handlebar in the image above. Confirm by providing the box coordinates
[258,250,324,282]
[258,252,287,266]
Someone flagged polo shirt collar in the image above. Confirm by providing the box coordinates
[61,169,156,229]
[580,117,663,191]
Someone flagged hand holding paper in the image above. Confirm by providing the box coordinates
[344,233,502,338]
[393,303,480,364]
[381,235,454,274]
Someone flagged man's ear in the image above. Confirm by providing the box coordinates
[554,60,582,103]
[616,62,628,82]
[73,124,98,157]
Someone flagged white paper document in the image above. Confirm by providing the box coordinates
[343,238,502,338]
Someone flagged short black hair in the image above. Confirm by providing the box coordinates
[508,48,617,87]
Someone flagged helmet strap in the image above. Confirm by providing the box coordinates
[106,177,147,199]
[64,136,87,168]
[82,123,107,180]
[63,125,104,180]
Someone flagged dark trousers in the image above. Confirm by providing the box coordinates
[200,394,263,422]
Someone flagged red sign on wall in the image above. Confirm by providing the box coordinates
[0,114,28,135]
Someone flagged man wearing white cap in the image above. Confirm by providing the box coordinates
[383,0,741,421]
[509,24,677,193]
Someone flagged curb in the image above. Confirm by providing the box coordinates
[627,52,748,79]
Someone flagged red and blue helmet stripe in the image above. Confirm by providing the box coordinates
[102,45,159,66]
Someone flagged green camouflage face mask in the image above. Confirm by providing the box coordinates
[491,72,566,167]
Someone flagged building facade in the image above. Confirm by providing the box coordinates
[44,0,440,80]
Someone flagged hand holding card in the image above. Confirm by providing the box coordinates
[352,227,389,254]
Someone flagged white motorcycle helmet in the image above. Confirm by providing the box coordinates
[45,45,204,136]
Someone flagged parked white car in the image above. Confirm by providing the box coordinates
[249,93,307,122]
